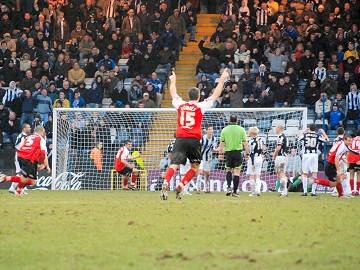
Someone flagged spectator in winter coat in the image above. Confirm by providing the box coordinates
[20,90,34,126]
[315,92,332,119]
[304,80,321,107]
[1,110,19,144]
[68,62,85,87]
[71,90,86,108]
[196,54,220,82]
[53,91,70,108]
[264,47,288,74]
[327,104,345,130]
[34,88,52,123]
[86,81,103,108]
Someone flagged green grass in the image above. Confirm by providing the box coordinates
[0,191,359,270]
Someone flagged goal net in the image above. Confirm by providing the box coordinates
[52,108,307,191]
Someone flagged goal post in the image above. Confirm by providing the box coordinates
[51,107,307,191]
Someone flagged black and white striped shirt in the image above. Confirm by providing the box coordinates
[277,133,288,156]
[167,139,176,154]
[256,8,268,26]
[249,137,264,157]
[201,135,217,161]
[299,132,326,154]
[346,91,359,111]
[15,132,27,150]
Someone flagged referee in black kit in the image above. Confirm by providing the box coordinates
[218,115,250,197]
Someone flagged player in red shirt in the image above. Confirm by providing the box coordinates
[0,126,50,196]
[315,134,355,197]
[347,134,360,195]
[160,68,230,200]
[114,140,139,190]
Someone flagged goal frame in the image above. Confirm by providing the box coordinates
[51,107,307,190]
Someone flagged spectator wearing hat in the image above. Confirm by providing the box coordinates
[142,92,157,108]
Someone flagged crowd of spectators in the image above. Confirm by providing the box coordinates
[196,0,360,131]
[0,0,199,147]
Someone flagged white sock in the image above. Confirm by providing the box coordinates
[342,179,351,195]
[250,179,255,194]
[196,174,202,191]
[255,178,261,194]
[302,176,308,194]
[281,178,288,195]
[9,182,18,192]
[311,182,317,194]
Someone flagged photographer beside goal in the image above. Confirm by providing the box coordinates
[160,68,230,200]
[0,126,50,196]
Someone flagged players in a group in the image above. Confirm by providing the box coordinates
[246,127,266,197]
[315,134,355,198]
[272,124,288,197]
[160,68,230,200]
[347,132,360,195]
[114,140,139,190]
[196,125,218,193]
[299,124,329,196]
[0,126,50,196]
[9,123,32,194]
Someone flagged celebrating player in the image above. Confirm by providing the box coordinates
[272,124,288,197]
[247,127,266,197]
[348,133,360,195]
[114,140,139,190]
[196,125,218,193]
[160,68,230,200]
[299,124,328,196]
[8,123,31,194]
[315,134,355,198]
[0,126,50,196]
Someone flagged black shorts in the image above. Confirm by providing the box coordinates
[18,157,38,180]
[325,163,337,182]
[348,163,360,172]
[171,138,201,165]
[225,150,243,168]
[117,167,133,176]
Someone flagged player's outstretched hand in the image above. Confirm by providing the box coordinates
[169,70,176,82]
[221,68,230,80]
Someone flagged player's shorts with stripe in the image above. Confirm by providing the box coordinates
[199,160,211,172]
[348,163,360,172]
[225,150,243,168]
[302,153,319,173]
[117,167,134,176]
[275,156,287,174]
[325,163,337,182]
[172,138,201,165]
[18,157,38,180]
[246,156,263,175]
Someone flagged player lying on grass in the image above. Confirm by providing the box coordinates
[315,134,358,198]
[114,140,139,190]
[0,126,50,196]
[298,124,328,196]
[160,68,230,200]
[247,126,266,197]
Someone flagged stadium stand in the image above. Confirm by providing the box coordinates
[0,0,359,152]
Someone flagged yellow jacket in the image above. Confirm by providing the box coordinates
[68,68,85,85]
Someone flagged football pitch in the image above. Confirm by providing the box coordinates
[0,191,359,270]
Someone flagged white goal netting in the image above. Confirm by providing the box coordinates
[52,108,307,191]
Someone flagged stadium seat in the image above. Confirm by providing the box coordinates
[285,127,299,137]
[258,119,271,130]
[84,78,94,88]
[243,119,257,127]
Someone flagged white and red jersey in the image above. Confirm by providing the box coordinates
[17,133,47,163]
[348,136,360,164]
[114,146,130,171]
[172,95,214,139]
[327,141,350,165]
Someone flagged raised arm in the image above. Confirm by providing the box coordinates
[169,70,178,99]
[208,68,230,101]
